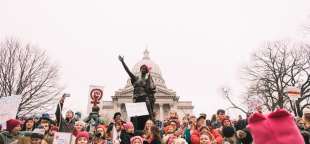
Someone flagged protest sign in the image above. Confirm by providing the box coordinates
[53,132,72,144]
[0,95,22,124]
[247,96,263,113]
[87,85,104,114]
[125,102,149,117]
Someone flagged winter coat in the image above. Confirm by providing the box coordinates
[120,130,134,144]
[183,128,191,144]
[0,131,19,144]
[209,129,223,144]
[190,130,200,144]
[55,103,76,133]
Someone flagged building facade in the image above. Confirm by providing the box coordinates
[101,50,194,121]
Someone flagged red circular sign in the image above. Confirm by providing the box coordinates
[90,88,103,101]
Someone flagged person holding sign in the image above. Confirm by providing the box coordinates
[55,94,76,133]
[118,55,156,130]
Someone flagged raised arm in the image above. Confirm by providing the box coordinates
[118,55,136,80]
[55,95,65,124]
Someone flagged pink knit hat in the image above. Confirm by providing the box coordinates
[76,131,89,142]
[130,136,144,144]
[123,122,134,130]
[96,125,107,131]
[248,109,304,144]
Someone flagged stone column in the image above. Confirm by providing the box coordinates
[159,104,164,121]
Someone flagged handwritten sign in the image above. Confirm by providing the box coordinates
[53,132,72,144]
[125,102,149,117]
[0,95,22,124]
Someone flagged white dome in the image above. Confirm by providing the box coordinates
[132,49,162,75]
[125,49,167,88]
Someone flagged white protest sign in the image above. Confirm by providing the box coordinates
[0,95,22,124]
[125,102,149,117]
[286,86,301,100]
[247,96,263,113]
[53,132,72,144]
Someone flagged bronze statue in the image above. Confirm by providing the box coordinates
[118,55,156,130]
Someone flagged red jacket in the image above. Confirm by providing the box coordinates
[190,130,200,144]
[210,129,223,144]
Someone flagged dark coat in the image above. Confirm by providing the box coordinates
[55,103,75,132]
[120,130,135,144]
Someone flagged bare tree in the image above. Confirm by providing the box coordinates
[244,40,310,117]
[0,38,62,117]
[221,87,248,115]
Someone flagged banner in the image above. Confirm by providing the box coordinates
[125,102,149,117]
[87,85,104,114]
[53,132,72,144]
[0,95,22,124]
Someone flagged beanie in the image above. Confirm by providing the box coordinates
[222,126,235,138]
[303,107,310,115]
[123,122,134,130]
[31,128,45,139]
[6,119,20,132]
[130,136,144,144]
[75,121,86,128]
[96,125,107,131]
[248,109,304,144]
[76,131,89,141]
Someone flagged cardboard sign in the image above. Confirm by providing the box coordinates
[125,102,149,117]
[53,132,72,144]
[0,95,22,124]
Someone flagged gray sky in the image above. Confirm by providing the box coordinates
[1,0,310,118]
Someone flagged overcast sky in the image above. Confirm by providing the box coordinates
[1,0,310,118]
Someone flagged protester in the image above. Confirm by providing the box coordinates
[75,112,82,121]
[234,115,247,131]
[73,121,86,137]
[221,126,237,144]
[5,93,310,144]
[199,132,215,144]
[120,121,135,144]
[55,95,76,132]
[93,130,108,144]
[143,120,161,144]
[96,125,107,139]
[211,109,225,129]
[22,117,36,131]
[302,107,310,130]
[30,128,47,144]
[85,106,101,133]
[75,131,90,144]
[190,115,208,144]
[0,119,21,144]
[199,126,221,144]
[38,119,53,144]
[130,136,144,144]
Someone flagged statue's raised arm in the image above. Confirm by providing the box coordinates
[118,55,136,80]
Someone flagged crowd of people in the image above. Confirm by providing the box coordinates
[0,96,310,144]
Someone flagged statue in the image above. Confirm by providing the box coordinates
[118,55,156,130]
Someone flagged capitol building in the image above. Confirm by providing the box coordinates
[101,50,194,121]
